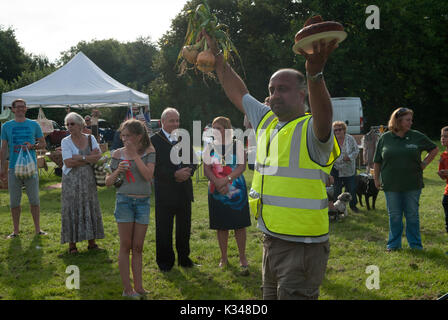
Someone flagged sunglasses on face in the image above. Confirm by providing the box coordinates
[395,108,410,118]
[67,122,77,126]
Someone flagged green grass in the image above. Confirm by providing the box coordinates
[0,147,447,300]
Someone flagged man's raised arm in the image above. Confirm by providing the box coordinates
[297,39,338,142]
[204,32,248,113]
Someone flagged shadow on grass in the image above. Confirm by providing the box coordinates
[329,207,389,243]
[59,247,118,299]
[1,235,56,299]
[322,277,386,300]
[407,248,448,268]
[160,263,262,299]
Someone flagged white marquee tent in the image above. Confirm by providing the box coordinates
[1,52,149,111]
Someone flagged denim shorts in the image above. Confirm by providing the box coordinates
[114,194,150,225]
[8,169,40,208]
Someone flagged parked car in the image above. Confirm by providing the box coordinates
[150,119,161,130]
[331,97,364,134]
[45,120,69,150]
[150,119,161,136]
[98,118,115,144]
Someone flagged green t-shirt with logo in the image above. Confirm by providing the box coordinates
[374,130,437,192]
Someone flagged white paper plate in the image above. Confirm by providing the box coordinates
[292,30,347,54]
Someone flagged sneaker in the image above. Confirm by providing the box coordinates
[136,290,149,295]
[122,291,140,299]
[240,265,250,276]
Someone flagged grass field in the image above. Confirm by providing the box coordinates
[0,144,447,300]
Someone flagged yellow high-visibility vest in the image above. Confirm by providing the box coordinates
[249,111,340,237]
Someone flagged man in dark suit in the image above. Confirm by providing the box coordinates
[150,107,197,272]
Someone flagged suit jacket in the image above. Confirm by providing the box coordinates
[151,130,197,206]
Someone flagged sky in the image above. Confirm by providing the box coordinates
[0,0,188,62]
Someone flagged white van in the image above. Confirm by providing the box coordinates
[331,97,364,134]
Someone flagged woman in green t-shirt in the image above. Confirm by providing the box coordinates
[373,108,438,251]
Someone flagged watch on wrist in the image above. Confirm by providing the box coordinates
[227,176,232,183]
[307,71,324,82]
[82,155,86,161]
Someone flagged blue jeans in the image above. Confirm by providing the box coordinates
[333,175,357,209]
[384,189,422,250]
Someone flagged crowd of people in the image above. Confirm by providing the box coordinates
[1,33,447,300]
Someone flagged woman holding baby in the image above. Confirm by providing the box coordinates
[203,116,251,274]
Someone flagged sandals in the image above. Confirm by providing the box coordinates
[65,243,100,254]
[240,265,250,276]
[135,290,149,296]
[6,231,47,239]
[68,247,79,254]
[219,260,228,268]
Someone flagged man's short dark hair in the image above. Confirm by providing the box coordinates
[11,99,26,108]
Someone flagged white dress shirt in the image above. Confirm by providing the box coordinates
[161,128,177,143]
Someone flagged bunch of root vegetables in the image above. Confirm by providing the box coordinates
[177,1,242,76]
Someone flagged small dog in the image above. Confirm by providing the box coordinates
[356,173,379,210]
[329,192,352,221]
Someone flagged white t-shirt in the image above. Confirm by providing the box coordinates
[61,134,100,175]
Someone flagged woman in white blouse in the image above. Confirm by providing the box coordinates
[60,112,104,254]
[331,121,360,212]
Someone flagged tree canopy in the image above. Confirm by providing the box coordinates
[1,1,447,137]
[151,0,448,136]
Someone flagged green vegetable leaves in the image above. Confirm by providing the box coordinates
[177,0,243,76]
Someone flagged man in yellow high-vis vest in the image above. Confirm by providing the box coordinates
[203,32,340,299]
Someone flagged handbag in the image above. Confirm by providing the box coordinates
[15,147,37,179]
[37,108,54,135]
[92,160,109,187]
[88,135,109,187]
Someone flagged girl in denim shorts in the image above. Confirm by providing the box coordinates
[106,119,155,298]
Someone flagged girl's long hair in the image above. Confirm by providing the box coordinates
[119,119,152,153]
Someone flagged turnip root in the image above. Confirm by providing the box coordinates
[176,0,243,77]
[182,45,199,64]
[196,49,215,73]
